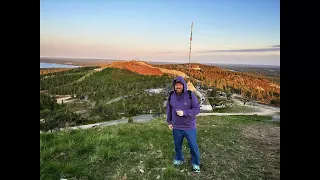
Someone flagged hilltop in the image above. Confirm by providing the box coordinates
[105,60,187,77]
[40,115,280,180]
[104,61,197,91]
[100,60,280,106]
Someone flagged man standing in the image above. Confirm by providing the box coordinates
[166,76,201,173]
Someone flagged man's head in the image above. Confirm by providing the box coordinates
[172,76,187,95]
[174,81,184,94]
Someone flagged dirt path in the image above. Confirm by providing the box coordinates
[75,70,96,82]
[104,93,140,105]
[45,114,155,133]
[198,111,274,116]
[231,95,280,114]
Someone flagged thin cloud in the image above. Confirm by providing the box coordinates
[154,51,175,54]
[196,46,280,53]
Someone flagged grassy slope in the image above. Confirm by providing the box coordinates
[40,68,172,128]
[40,115,280,180]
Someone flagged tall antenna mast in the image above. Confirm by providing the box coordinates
[188,22,193,78]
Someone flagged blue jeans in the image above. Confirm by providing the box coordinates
[173,129,200,165]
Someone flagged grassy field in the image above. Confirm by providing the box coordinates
[40,115,280,180]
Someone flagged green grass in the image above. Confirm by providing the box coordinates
[40,115,280,180]
[64,101,91,112]
[213,104,260,113]
[89,93,167,121]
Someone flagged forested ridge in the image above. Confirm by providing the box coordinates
[154,63,280,106]
[40,67,172,131]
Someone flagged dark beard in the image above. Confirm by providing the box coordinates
[175,89,183,95]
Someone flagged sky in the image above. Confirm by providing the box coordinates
[40,0,280,66]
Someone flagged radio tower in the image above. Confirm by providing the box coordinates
[188,22,193,78]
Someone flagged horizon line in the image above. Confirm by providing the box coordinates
[40,56,280,67]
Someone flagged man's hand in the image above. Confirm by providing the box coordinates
[176,110,184,116]
[168,124,173,130]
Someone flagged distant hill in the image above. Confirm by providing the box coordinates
[154,63,280,106]
[40,68,72,75]
[40,57,120,67]
[40,59,280,106]
[100,60,280,106]
[105,60,187,77]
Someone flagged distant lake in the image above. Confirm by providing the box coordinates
[40,62,81,69]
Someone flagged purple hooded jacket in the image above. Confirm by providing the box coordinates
[166,76,200,130]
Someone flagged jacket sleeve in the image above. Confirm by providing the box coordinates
[166,98,172,125]
[184,92,200,117]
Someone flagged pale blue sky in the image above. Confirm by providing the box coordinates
[40,0,280,65]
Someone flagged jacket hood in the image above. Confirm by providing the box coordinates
[172,76,187,93]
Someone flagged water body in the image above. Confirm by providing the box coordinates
[40,62,81,69]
